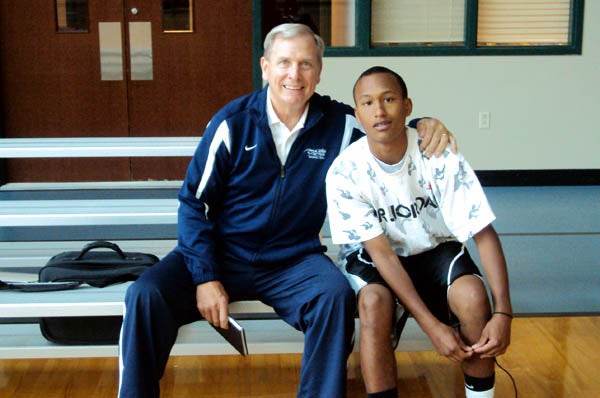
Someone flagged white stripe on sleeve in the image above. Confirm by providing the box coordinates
[195,121,231,199]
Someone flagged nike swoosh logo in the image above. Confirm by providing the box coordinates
[244,145,257,151]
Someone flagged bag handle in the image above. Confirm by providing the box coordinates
[75,240,127,260]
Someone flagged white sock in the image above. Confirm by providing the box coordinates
[465,386,494,398]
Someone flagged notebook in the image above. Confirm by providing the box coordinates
[210,316,248,356]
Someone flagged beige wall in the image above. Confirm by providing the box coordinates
[318,2,599,171]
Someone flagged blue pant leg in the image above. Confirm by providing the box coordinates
[118,250,199,398]
[258,254,356,398]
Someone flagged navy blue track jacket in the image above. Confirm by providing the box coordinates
[176,86,363,285]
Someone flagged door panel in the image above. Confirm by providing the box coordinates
[0,1,253,183]
[125,1,253,180]
[0,1,130,182]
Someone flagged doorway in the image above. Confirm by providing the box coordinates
[0,0,252,182]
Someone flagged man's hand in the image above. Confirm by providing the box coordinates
[416,118,458,158]
[471,313,512,358]
[196,281,230,329]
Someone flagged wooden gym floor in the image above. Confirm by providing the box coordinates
[1,316,598,397]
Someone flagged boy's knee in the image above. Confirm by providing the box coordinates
[358,286,394,324]
[359,286,393,310]
[450,276,490,320]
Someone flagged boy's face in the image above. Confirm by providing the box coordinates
[353,73,412,144]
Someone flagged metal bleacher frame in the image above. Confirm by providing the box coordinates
[0,137,431,359]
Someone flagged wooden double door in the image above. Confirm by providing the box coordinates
[0,1,252,182]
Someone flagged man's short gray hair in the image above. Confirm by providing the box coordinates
[263,23,325,63]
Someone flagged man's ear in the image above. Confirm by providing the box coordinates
[316,63,322,85]
[260,57,268,81]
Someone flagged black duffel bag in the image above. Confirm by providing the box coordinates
[38,240,159,345]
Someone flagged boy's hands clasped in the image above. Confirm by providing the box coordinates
[430,315,512,362]
[472,314,512,359]
[428,322,473,362]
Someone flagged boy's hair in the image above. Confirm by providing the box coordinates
[263,23,325,63]
[353,66,408,102]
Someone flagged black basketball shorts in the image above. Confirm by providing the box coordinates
[343,241,482,326]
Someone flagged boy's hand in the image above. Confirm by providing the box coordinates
[471,314,512,358]
[429,323,473,362]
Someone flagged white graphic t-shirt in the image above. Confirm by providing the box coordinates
[325,128,495,258]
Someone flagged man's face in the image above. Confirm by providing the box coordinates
[260,34,322,114]
[354,73,413,144]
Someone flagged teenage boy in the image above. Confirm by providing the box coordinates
[326,66,512,398]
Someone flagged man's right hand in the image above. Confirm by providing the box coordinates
[196,281,230,329]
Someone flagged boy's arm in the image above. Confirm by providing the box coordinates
[471,224,513,357]
[363,234,473,362]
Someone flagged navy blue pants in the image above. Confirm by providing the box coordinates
[117,249,355,397]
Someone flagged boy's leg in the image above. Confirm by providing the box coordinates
[343,249,401,397]
[256,253,355,398]
[118,250,200,398]
[448,275,494,372]
[357,284,397,396]
[448,275,495,397]
[404,242,495,397]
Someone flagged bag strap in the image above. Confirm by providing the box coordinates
[0,279,81,292]
[75,240,127,260]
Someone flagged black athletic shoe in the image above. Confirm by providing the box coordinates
[391,301,409,350]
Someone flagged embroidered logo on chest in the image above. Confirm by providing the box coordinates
[304,148,327,160]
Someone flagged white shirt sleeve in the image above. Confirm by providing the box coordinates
[326,155,383,245]
[428,152,495,242]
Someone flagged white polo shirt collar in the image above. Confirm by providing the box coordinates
[266,88,309,165]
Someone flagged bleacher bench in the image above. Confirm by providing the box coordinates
[0,137,431,359]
